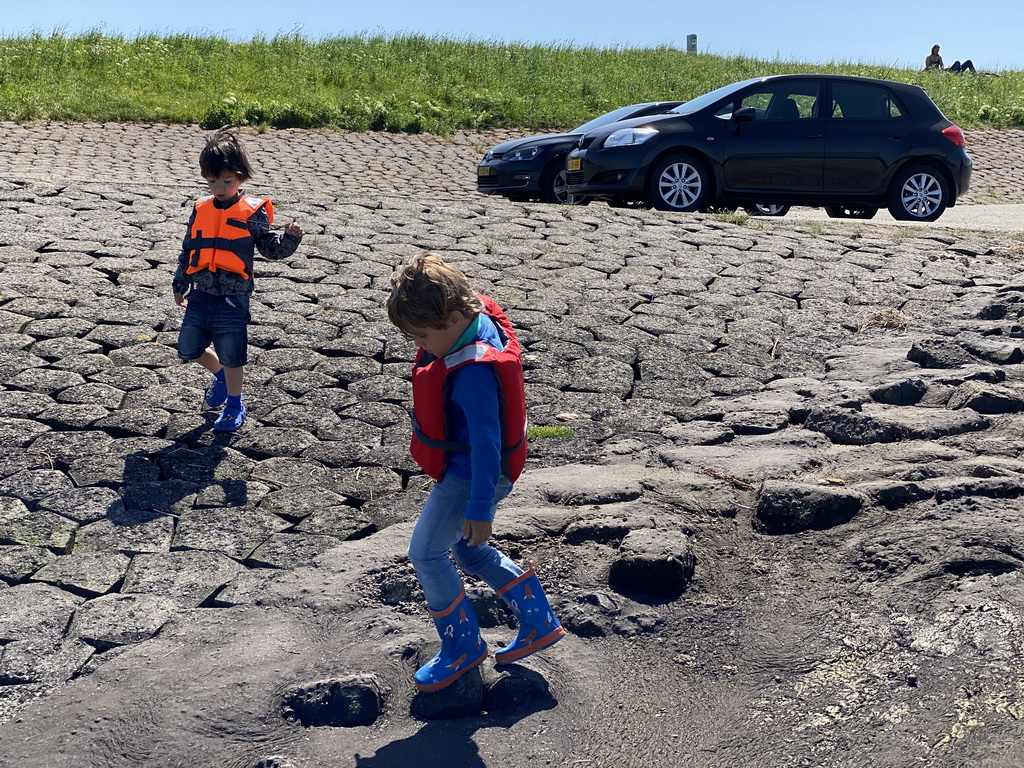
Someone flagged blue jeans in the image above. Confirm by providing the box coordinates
[408,474,522,611]
[177,291,250,368]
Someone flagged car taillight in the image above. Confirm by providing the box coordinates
[942,124,965,148]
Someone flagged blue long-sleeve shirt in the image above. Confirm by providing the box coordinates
[443,313,505,522]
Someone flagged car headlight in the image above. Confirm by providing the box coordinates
[503,146,542,162]
[603,127,658,148]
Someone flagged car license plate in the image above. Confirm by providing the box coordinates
[567,158,581,172]
[478,166,491,176]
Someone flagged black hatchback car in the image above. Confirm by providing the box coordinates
[476,101,682,204]
[566,75,971,221]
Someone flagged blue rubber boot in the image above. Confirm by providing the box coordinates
[415,589,488,692]
[495,565,566,665]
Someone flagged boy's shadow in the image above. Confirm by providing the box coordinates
[355,666,557,768]
[115,416,248,526]
[355,719,486,768]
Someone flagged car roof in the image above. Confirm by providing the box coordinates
[755,73,924,94]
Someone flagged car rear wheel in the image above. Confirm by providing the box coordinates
[646,155,710,212]
[823,205,878,220]
[745,203,791,217]
[541,166,590,206]
[887,165,949,222]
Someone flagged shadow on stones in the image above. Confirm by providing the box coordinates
[355,680,556,768]
[118,419,247,525]
[354,720,487,768]
[605,579,692,608]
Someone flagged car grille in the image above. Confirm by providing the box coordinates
[478,176,500,188]
[578,137,597,150]
[567,171,585,185]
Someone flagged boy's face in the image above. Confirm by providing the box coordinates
[403,311,469,358]
[203,170,244,202]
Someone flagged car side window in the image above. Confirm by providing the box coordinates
[830,83,903,120]
[736,83,821,120]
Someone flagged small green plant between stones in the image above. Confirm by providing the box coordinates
[713,211,750,226]
[528,425,574,440]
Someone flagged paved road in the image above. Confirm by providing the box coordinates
[785,202,1024,233]
[1,122,1022,212]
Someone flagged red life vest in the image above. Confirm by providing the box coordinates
[184,195,275,280]
[410,296,528,482]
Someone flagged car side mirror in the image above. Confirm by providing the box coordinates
[728,105,756,135]
[732,106,756,123]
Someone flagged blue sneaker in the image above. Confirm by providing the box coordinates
[204,377,227,409]
[213,403,246,432]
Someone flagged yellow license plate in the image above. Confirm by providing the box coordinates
[567,158,581,172]
[478,166,491,176]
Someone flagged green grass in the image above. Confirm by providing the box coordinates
[528,425,575,440]
[713,211,751,225]
[1,31,1022,132]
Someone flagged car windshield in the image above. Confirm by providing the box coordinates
[669,78,763,115]
[573,104,661,134]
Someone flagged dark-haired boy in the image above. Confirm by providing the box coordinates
[172,128,303,431]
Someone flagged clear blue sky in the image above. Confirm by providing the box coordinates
[4,0,1021,70]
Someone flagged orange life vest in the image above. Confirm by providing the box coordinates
[409,296,528,482]
[184,195,274,280]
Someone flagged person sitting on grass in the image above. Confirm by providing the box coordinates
[172,127,304,432]
[925,44,975,73]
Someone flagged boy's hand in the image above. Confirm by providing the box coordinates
[284,221,304,237]
[462,519,492,547]
[173,292,186,307]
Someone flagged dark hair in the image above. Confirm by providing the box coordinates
[387,252,482,331]
[199,127,255,180]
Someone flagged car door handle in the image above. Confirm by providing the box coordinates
[803,132,822,139]
[888,133,908,140]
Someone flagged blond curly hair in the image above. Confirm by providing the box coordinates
[387,252,482,331]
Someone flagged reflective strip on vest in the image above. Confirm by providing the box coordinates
[443,343,491,369]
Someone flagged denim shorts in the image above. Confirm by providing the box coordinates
[177,291,250,368]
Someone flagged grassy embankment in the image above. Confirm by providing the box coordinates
[1,31,1022,132]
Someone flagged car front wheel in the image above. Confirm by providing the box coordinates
[646,155,710,212]
[541,166,590,206]
[887,165,949,222]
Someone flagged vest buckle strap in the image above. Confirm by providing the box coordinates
[411,413,470,452]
